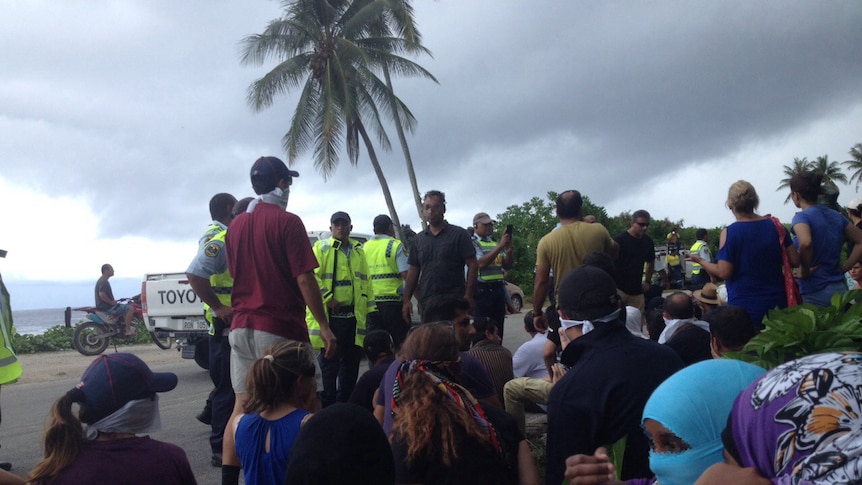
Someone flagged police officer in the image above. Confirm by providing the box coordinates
[472,212,513,340]
[306,211,375,407]
[189,192,236,427]
[689,228,713,290]
[0,257,23,473]
[363,215,409,347]
[186,195,249,467]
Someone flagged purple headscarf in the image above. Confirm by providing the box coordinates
[724,352,862,484]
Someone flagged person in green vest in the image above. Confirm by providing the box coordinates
[472,212,513,340]
[306,211,375,407]
[0,265,23,477]
[689,228,714,290]
[187,195,254,468]
[188,193,236,428]
[364,215,409,347]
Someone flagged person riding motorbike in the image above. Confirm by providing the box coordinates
[95,264,135,337]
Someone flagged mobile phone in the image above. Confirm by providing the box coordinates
[505,224,513,236]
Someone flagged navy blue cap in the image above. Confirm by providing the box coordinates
[250,156,299,194]
[76,353,178,424]
[330,211,351,224]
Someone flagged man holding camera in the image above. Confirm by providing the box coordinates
[472,212,513,340]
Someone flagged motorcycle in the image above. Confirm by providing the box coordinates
[72,295,173,356]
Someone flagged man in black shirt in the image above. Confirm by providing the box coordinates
[613,210,655,313]
[402,190,477,322]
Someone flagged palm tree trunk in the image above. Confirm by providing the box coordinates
[357,121,404,240]
[384,65,426,231]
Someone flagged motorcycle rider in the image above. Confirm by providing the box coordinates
[94,264,135,337]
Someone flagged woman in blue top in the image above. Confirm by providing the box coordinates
[229,340,319,485]
[688,181,799,329]
[789,171,862,306]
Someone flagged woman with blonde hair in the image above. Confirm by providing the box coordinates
[688,180,799,329]
[228,340,319,485]
[391,323,539,485]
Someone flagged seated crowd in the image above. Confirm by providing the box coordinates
[15,176,862,485]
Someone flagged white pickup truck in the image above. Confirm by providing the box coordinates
[141,272,210,368]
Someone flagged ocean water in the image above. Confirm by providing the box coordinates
[10,308,90,336]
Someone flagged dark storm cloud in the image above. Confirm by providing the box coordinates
[395,1,862,204]
[1,1,860,242]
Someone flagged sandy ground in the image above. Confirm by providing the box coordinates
[13,343,187,386]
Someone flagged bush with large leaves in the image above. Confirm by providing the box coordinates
[728,290,862,369]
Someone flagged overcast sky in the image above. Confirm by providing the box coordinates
[2,1,861,310]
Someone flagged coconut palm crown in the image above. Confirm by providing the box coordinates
[843,143,862,189]
[241,0,436,232]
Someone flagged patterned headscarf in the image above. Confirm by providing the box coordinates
[392,360,502,456]
[724,352,862,484]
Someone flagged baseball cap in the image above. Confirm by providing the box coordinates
[473,212,494,225]
[330,211,351,224]
[847,199,862,211]
[373,214,393,234]
[557,266,620,318]
[250,156,299,195]
[76,353,178,424]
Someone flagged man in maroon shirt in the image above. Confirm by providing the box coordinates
[220,156,335,482]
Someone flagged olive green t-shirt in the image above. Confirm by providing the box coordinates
[536,222,616,300]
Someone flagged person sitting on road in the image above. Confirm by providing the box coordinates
[563,359,765,485]
[230,340,320,485]
[284,403,395,485]
[390,324,540,485]
[467,317,514,406]
[28,353,196,484]
[700,305,756,358]
[94,264,135,337]
[348,330,396,412]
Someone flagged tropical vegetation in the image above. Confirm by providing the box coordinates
[844,143,862,189]
[241,0,436,236]
[727,290,862,369]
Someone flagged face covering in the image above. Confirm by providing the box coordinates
[83,395,162,440]
[649,445,722,485]
[247,186,290,213]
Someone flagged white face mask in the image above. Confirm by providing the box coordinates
[248,186,290,213]
[275,186,290,207]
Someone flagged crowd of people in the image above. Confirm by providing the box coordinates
[9,159,862,485]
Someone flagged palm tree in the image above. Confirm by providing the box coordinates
[843,143,862,189]
[241,0,435,236]
[810,155,848,189]
[379,0,437,230]
[777,157,812,203]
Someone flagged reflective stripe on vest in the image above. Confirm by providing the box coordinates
[477,239,505,282]
[363,238,402,300]
[690,240,706,273]
[306,238,373,349]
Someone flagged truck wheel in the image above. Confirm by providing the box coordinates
[194,338,210,370]
[73,322,110,356]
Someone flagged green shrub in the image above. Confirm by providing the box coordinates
[727,290,862,369]
[11,321,151,354]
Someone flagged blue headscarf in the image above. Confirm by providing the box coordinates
[642,359,765,485]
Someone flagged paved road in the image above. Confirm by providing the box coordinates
[1,310,534,483]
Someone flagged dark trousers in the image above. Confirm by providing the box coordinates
[690,271,709,290]
[367,301,409,348]
[473,282,506,340]
[318,316,362,407]
[208,327,235,454]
